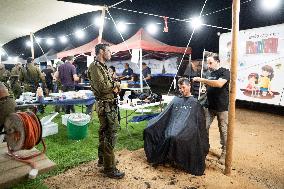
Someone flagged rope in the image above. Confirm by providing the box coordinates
[7,112,46,171]
[166,0,208,96]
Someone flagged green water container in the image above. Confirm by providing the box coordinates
[67,120,88,140]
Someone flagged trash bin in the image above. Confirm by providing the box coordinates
[67,113,90,140]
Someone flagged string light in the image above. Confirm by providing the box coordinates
[261,0,281,11]
[35,37,41,43]
[117,21,127,33]
[26,40,32,47]
[190,17,203,30]
[75,29,85,39]
[59,36,68,43]
[46,38,54,46]
[94,17,103,27]
[146,23,158,35]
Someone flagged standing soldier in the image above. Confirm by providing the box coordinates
[88,44,124,179]
[19,57,46,93]
[0,63,11,83]
[11,62,22,76]
[10,63,23,99]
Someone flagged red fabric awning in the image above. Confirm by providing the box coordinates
[57,37,112,58]
[110,28,191,54]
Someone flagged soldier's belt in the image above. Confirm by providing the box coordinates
[96,98,117,103]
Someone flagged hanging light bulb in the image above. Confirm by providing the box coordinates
[35,37,41,43]
[75,29,85,39]
[26,40,32,47]
[59,36,68,43]
[146,23,158,35]
[46,38,54,46]
[261,0,281,11]
[190,16,203,30]
[117,22,127,33]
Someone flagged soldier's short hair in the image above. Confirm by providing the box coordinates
[178,77,191,86]
[27,57,34,64]
[95,43,110,55]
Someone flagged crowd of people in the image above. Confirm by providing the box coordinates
[0,44,230,179]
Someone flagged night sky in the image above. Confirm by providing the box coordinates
[3,0,284,60]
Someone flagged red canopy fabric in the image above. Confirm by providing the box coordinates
[57,37,112,58]
[110,28,191,54]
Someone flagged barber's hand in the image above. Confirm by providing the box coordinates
[192,77,202,82]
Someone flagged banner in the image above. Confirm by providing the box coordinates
[219,24,284,106]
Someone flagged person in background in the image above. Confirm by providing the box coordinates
[88,43,124,179]
[192,53,230,165]
[56,56,79,114]
[0,63,10,83]
[142,62,151,82]
[11,62,22,76]
[119,63,133,81]
[42,64,54,93]
[108,66,119,81]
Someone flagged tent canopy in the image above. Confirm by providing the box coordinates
[57,37,112,58]
[0,0,103,46]
[110,28,192,55]
[34,49,57,63]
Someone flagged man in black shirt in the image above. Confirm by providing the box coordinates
[193,54,230,164]
[42,65,54,93]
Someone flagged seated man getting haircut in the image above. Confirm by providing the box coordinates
[143,78,209,175]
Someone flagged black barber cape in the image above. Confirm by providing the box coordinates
[143,96,209,175]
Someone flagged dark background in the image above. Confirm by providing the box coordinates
[3,0,284,60]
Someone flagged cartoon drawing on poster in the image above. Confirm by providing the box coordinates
[241,65,280,99]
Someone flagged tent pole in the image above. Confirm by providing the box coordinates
[139,48,143,92]
[198,49,206,100]
[225,0,240,175]
[30,32,34,59]
[98,6,107,44]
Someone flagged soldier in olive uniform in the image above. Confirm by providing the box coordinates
[0,63,11,83]
[11,63,22,76]
[19,57,46,113]
[19,57,45,93]
[88,44,124,179]
[10,63,23,99]
[0,82,16,135]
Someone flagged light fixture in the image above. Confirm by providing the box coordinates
[146,23,158,35]
[26,40,32,47]
[261,0,281,11]
[94,16,103,27]
[117,22,127,33]
[14,57,18,61]
[75,29,85,39]
[190,16,203,30]
[59,36,68,43]
[46,38,54,46]
[35,37,41,43]
[8,56,12,60]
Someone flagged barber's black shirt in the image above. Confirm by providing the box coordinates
[207,67,230,111]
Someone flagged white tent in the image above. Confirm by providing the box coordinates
[0,0,103,46]
[34,49,57,63]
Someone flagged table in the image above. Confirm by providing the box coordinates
[16,97,96,113]
[118,95,174,134]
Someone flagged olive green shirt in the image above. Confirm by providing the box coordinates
[19,64,44,85]
[88,60,114,101]
[11,66,21,76]
[0,68,10,82]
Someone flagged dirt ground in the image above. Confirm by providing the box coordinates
[45,108,284,189]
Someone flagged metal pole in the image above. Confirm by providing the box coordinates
[225,0,240,175]
[198,49,206,100]
[98,6,107,44]
[30,32,34,59]
[139,48,143,92]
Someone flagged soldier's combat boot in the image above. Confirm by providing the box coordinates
[219,149,226,165]
[104,168,125,179]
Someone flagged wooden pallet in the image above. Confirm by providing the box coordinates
[0,142,56,188]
